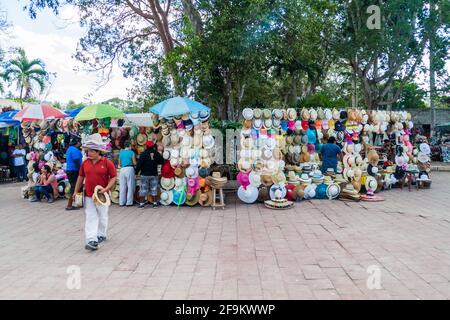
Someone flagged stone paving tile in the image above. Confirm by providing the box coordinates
[1,173,450,300]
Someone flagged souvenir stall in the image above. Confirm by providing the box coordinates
[236,107,430,208]
[145,97,225,208]
[0,110,20,182]
[13,104,76,199]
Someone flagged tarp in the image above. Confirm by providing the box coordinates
[124,113,154,128]
[64,107,84,119]
[150,97,210,118]
[0,111,20,128]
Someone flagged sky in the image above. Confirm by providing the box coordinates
[0,0,133,104]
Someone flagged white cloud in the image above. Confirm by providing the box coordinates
[4,19,133,104]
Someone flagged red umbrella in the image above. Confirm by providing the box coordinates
[14,103,67,121]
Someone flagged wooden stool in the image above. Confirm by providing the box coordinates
[211,188,225,210]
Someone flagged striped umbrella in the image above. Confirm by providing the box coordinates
[14,103,67,121]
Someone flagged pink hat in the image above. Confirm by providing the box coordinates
[322,120,329,130]
[187,177,199,195]
[307,144,315,155]
[288,120,296,131]
[237,172,250,190]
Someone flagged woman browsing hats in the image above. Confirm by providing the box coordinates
[135,140,164,209]
[118,141,137,207]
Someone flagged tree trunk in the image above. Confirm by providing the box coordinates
[429,4,437,137]
[181,0,203,35]
[351,64,357,108]
[224,73,234,121]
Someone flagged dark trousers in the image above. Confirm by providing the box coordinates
[14,165,26,182]
[35,185,53,200]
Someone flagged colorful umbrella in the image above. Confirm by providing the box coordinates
[14,104,67,121]
[75,104,124,121]
[150,97,210,118]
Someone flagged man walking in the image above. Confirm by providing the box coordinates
[12,144,26,182]
[135,140,163,209]
[73,134,117,251]
[118,141,136,207]
[65,137,82,210]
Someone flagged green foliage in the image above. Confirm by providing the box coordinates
[392,81,427,109]
[2,48,49,101]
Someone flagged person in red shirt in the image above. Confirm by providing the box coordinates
[73,134,117,251]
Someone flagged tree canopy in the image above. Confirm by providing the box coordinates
[20,0,450,116]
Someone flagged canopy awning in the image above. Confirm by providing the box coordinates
[124,113,154,128]
[0,111,20,127]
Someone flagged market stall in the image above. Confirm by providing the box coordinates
[236,107,432,207]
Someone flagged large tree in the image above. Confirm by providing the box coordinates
[2,48,48,102]
[331,0,449,110]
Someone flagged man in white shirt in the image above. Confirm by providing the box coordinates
[12,144,26,182]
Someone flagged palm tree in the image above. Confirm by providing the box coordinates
[2,48,48,103]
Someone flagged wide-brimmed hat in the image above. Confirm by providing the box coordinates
[310,109,318,121]
[303,184,317,200]
[419,143,431,155]
[272,171,286,185]
[110,190,119,204]
[185,191,200,206]
[299,173,312,184]
[257,186,270,202]
[262,109,272,119]
[287,108,297,121]
[287,171,299,185]
[260,174,273,187]
[252,108,262,119]
[198,190,213,207]
[249,171,261,187]
[300,108,310,121]
[202,135,214,149]
[172,189,186,205]
[136,133,147,146]
[238,185,258,204]
[93,185,111,206]
[326,183,341,200]
[272,109,283,120]
[83,133,108,152]
[159,189,173,206]
[242,108,254,120]
[269,184,287,200]
[365,176,378,192]
[160,177,175,191]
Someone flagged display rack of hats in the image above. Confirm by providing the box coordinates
[20,119,81,199]
[236,107,426,206]
[151,109,218,207]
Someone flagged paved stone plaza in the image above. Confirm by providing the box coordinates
[0,173,449,300]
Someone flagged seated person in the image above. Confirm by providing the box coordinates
[30,165,58,203]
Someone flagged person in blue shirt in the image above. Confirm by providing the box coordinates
[65,137,82,210]
[119,141,137,207]
[320,136,342,174]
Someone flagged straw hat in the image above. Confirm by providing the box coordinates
[174,167,185,178]
[110,190,119,204]
[159,189,173,206]
[273,109,283,119]
[202,135,214,149]
[185,191,200,206]
[326,183,341,200]
[272,171,286,185]
[310,108,318,121]
[242,108,254,120]
[253,108,262,119]
[261,174,273,187]
[365,176,378,192]
[300,108,310,121]
[161,177,175,191]
[198,190,213,207]
[287,108,297,121]
[93,186,111,206]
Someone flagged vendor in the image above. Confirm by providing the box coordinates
[12,144,27,182]
[320,136,342,174]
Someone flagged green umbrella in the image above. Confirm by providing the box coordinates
[75,104,124,121]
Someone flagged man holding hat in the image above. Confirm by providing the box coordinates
[72,134,117,251]
[65,137,82,211]
[135,140,164,209]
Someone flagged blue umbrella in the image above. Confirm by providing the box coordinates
[150,97,209,118]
